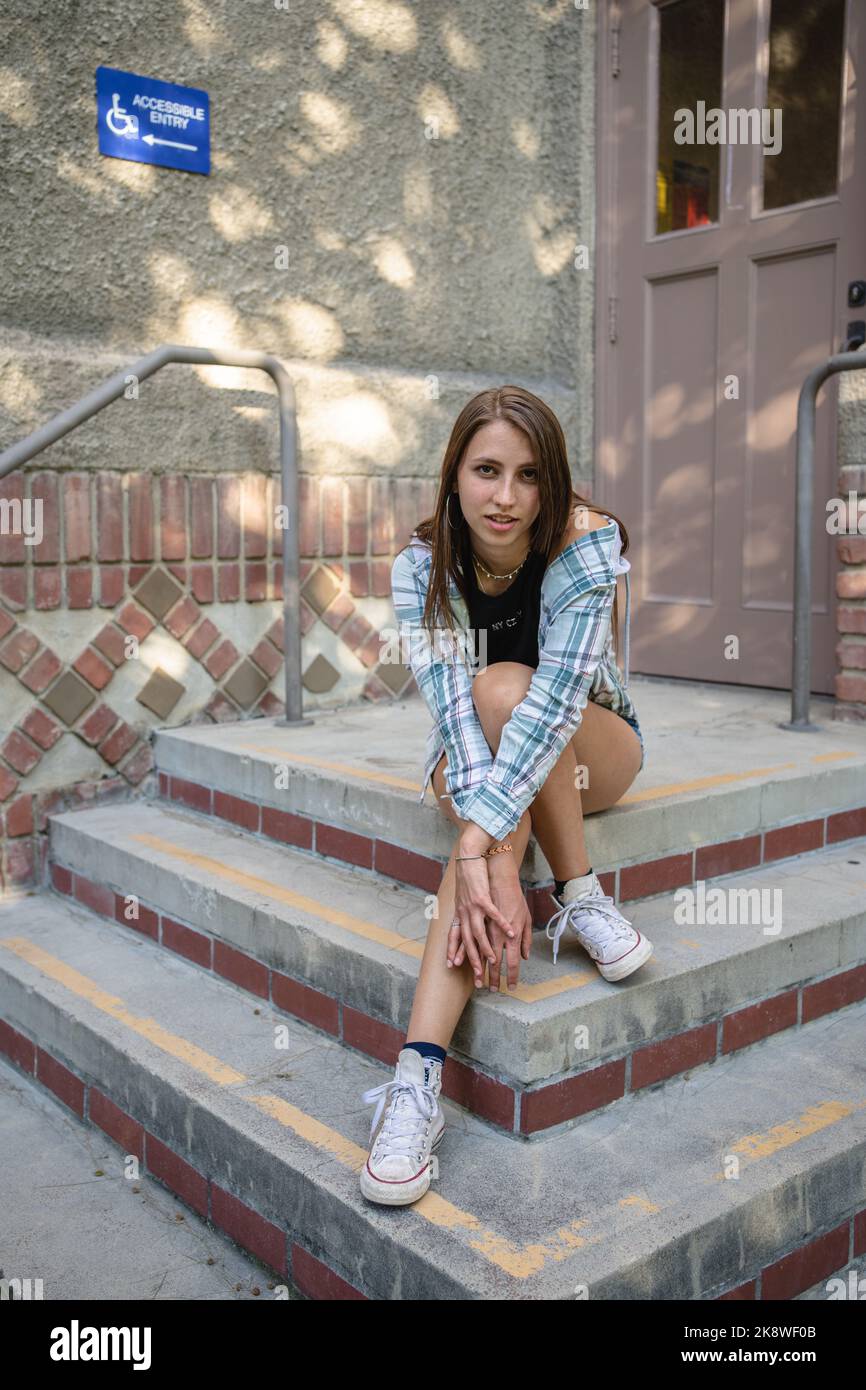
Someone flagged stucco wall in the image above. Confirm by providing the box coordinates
[0,0,597,477]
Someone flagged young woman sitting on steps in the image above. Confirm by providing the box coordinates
[360,384,652,1207]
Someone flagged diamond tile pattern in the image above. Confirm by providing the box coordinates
[42,671,96,726]
[303,653,340,694]
[223,658,269,709]
[137,667,186,719]
[134,568,186,620]
[302,566,341,616]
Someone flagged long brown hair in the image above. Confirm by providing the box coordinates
[399,385,630,668]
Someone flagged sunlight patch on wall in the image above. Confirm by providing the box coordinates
[209,185,276,243]
[330,0,418,54]
[300,91,360,156]
[278,301,346,361]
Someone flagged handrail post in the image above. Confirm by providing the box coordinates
[0,344,313,728]
[779,349,866,734]
[271,356,313,729]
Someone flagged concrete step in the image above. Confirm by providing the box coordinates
[1,892,864,1300]
[46,799,866,1138]
[151,686,866,912]
[0,1052,304,1300]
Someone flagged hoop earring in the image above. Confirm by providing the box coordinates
[447,492,463,532]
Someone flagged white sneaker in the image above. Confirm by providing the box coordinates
[545,872,653,981]
[359,1047,446,1206]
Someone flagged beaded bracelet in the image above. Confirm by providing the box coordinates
[456,843,514,861]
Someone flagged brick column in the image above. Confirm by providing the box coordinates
[835,465,866,723]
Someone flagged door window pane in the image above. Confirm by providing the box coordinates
[656,0,725,234]
[763,0,845,210]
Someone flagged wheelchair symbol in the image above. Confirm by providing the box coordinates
[106,92,139,139]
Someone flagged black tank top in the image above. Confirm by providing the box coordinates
[465,548,545,670]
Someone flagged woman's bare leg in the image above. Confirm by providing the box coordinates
[465,660,642,885]
[528,696,643,881]
[404,760,533,1047]
[404,677,641,1046]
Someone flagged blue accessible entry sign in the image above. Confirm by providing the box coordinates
[96,66,210,174]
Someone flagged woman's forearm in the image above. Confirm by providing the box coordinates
[457,819,516,861]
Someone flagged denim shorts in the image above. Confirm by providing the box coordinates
[620,713,646,771]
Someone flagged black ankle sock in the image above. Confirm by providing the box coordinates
[555,867,593,898]
[404,1040,447,1064]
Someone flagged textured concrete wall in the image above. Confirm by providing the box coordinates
[0,0,597,478]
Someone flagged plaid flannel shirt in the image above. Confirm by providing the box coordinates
[391,516,643,842]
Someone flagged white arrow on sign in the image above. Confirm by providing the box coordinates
[142,133,197,151]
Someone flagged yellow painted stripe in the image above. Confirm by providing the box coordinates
[248,1094,592,1277]
[131,832,425,958]
[605,751,859,802]
[218,745,862,807]
[129,833,590,1003]
[5,938,865,1282]
[234,744,421,793]
[711,1099,866,1181]
[0,938,246,1085]
[0,935,594,1278]
[504,971,593,1002]
[467,1221,592,1277]
[618,764,799,803]
[727,1100,866,1160]
[250,1093,370,1168]
[621,1195,662,1214]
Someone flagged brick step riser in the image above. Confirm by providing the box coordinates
[1,1011,863,1301]
[157,772,866,916]
[48,862,866,1139]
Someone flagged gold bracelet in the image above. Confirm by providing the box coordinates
[456,842,513,861]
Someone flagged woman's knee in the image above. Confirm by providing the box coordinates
[471,663,533,738]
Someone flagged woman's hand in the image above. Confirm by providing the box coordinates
[486,862,533,990]
[447,851,514,989]
[449,857,532,991]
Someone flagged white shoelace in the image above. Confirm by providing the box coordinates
[545,890,636,965]
[361,1077,438,1159]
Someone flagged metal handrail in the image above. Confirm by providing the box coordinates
[0,344,312,727]
[781,347,866,734]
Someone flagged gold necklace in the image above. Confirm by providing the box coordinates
[471,549,530,585]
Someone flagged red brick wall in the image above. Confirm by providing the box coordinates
[835,463,866,719]
[0,467,437,895]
